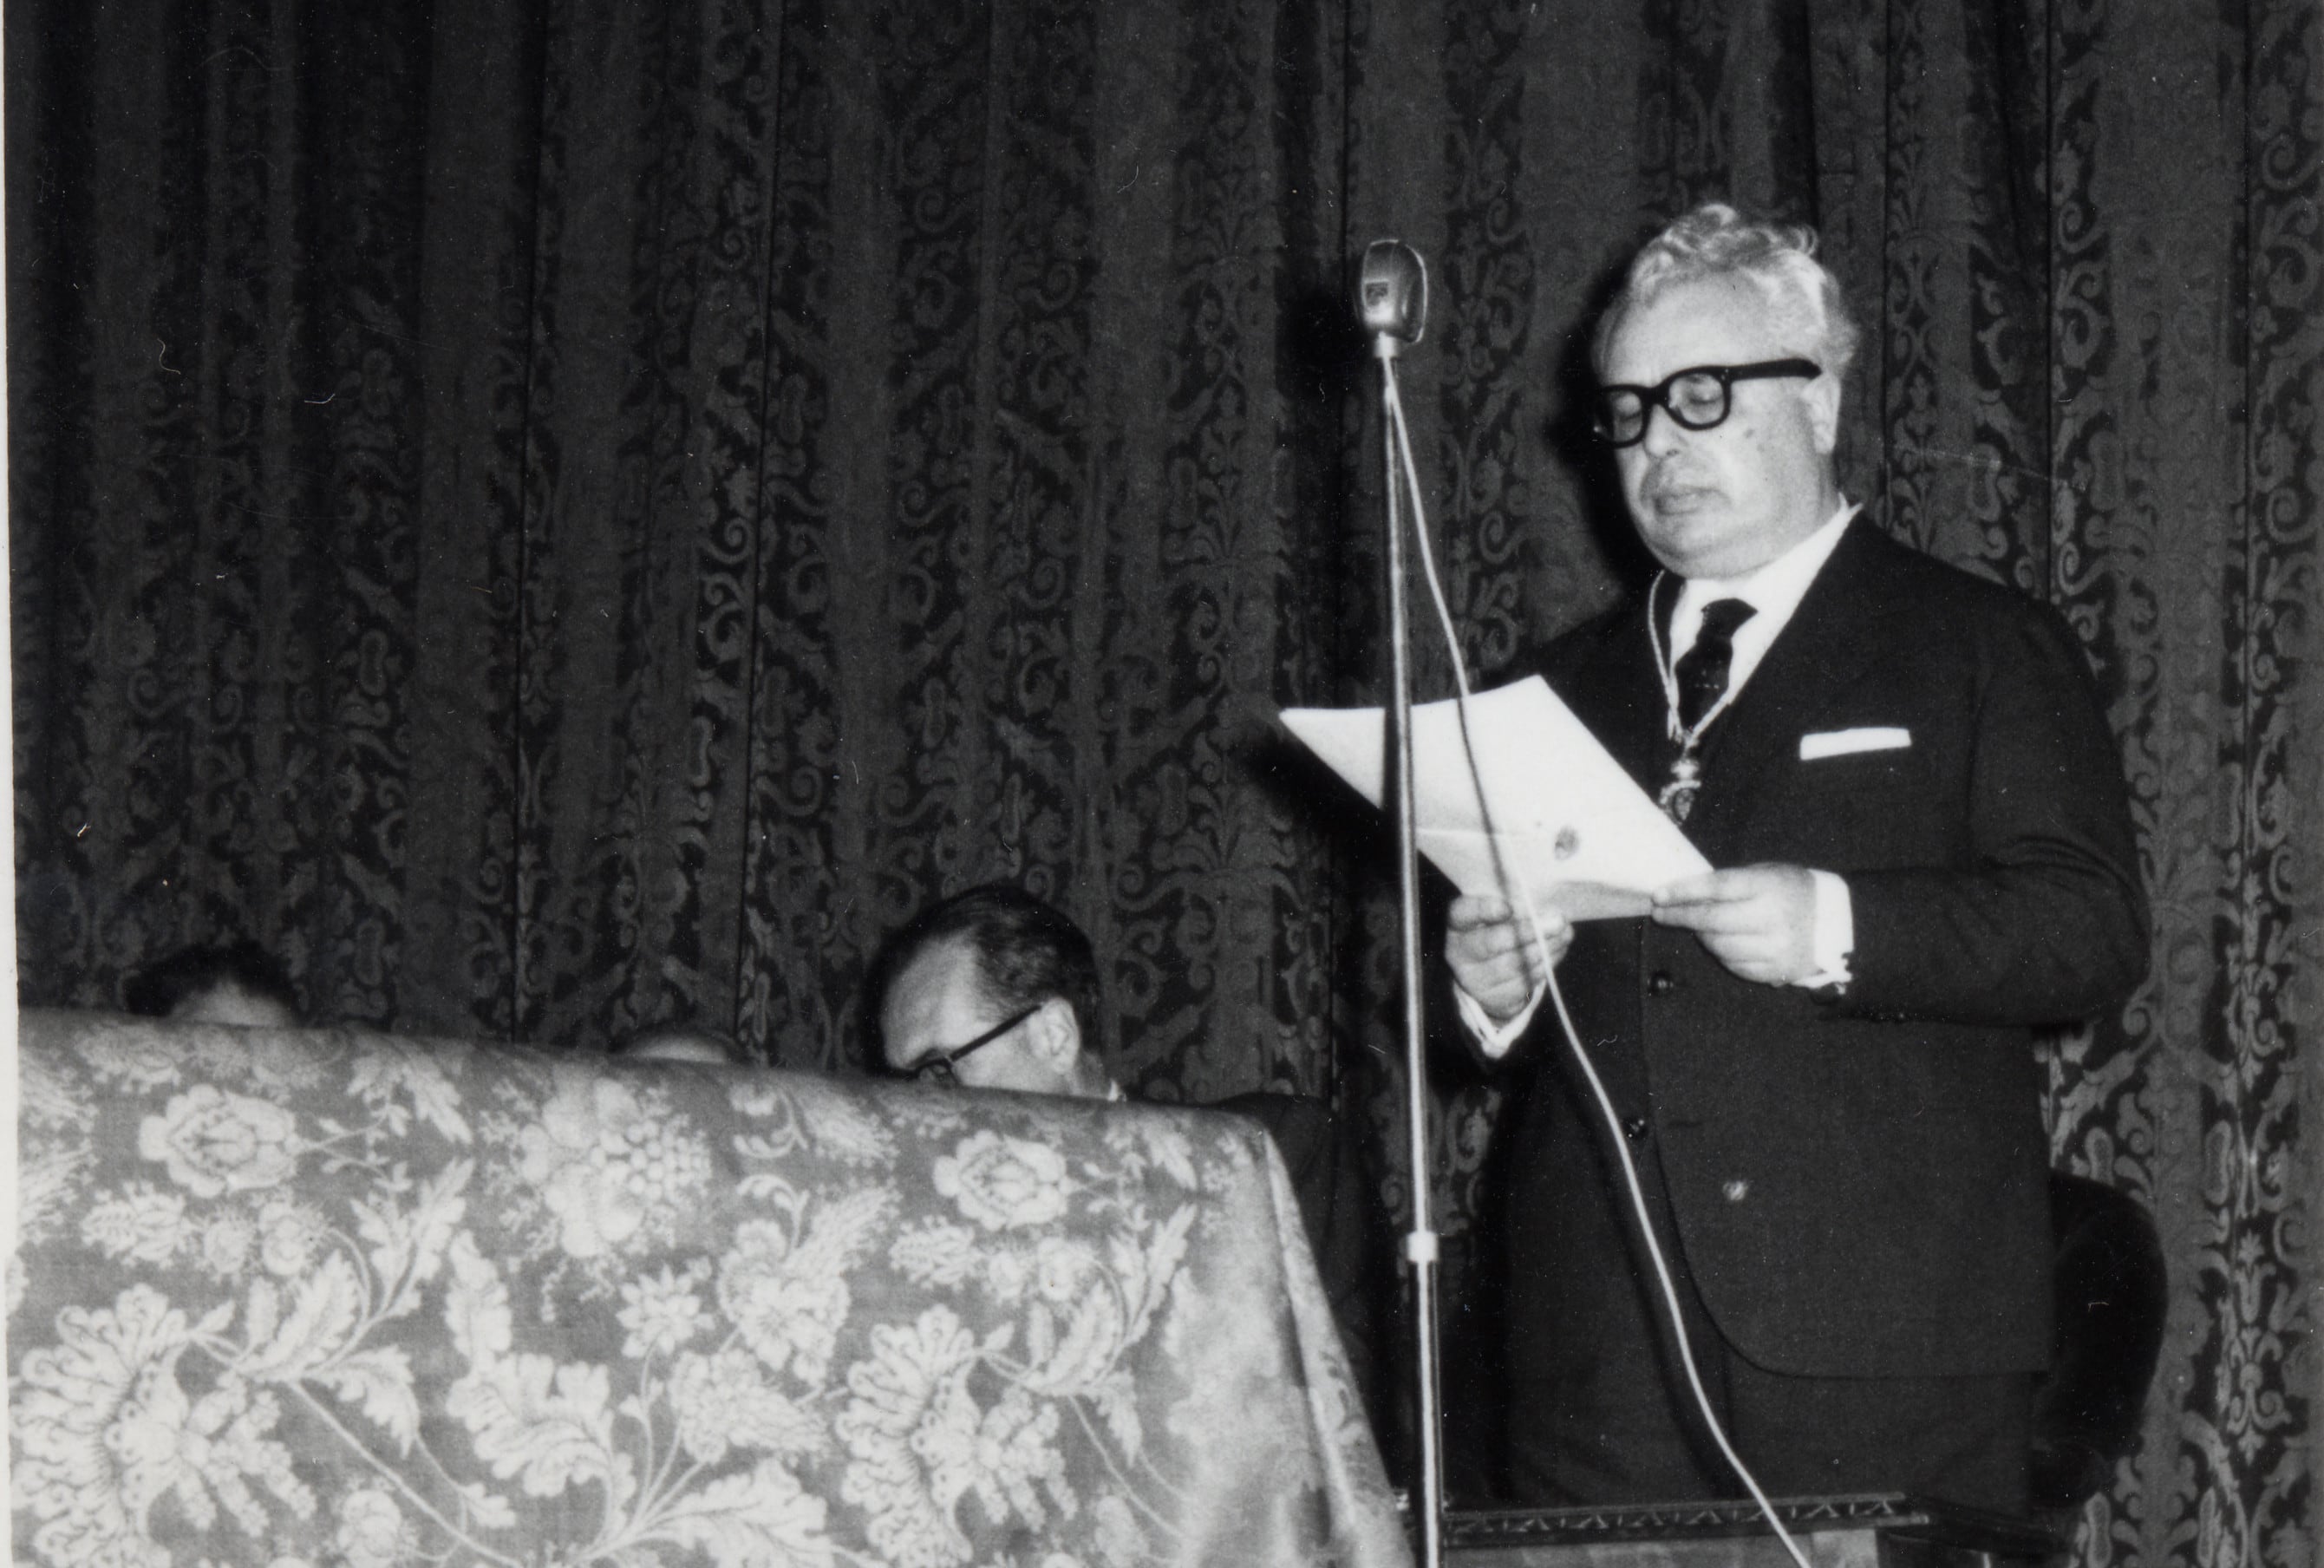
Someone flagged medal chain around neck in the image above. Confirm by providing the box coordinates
[1647,572,1746,752]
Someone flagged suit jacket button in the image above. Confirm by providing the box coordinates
[1622,1115,1650,1143]
[1648,970,1675,996]
[1721,1179,1750,1203]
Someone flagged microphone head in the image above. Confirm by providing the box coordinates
[1359,239,1427,350]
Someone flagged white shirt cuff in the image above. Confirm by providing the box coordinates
[1796,869,1855,990]
[1454,979,1545,1059]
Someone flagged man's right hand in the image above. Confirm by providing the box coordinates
[1445,894,1573,1022]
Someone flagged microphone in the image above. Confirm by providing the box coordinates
[1359,239,1427,354]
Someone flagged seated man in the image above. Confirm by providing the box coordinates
[123,937,304,1029]
[610,1022,754,1066]
[866,882,1385,1418]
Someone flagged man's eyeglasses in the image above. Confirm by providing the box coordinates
[907,1003,1042,1087]
[1591,358,1822,448]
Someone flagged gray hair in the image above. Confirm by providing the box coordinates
[1594,203,1860,385]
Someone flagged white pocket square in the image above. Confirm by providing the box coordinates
[1798,726,1912,761]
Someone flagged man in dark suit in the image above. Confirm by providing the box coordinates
[1445,205,2147,1513]
[867,882,1384,1415]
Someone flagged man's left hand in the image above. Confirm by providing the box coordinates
[1650,864,1821,986]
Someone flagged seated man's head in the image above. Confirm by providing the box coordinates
[866,882,1110,1097]
[610,1023,751,1066]
[124,938,303,1029]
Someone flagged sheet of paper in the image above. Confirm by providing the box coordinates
[1280,676,1712,919]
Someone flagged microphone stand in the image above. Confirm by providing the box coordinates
[1370,304,1445,1568]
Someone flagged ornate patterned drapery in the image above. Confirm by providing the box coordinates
[10,1,2316,1561]
[10,1009,1406,1568]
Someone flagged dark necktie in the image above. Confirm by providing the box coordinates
[1675,598,1756,730]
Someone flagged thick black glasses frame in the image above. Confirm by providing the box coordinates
[1593,357,1822,447]
[910,1002,1043,1086]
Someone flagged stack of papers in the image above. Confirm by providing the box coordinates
[1280,676,1711,919]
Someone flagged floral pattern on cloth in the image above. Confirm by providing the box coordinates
[11,1011,1408,1568]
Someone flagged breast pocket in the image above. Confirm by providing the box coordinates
[1792,742,1922,795]
[1771,743,1944,864]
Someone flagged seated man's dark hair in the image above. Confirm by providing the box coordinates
[123,937,303,1022]
[865,881,1102,1057]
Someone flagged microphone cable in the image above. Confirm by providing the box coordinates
[1375,356,1815,1568]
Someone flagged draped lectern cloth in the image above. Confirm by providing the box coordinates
[10,1009,1410,1568]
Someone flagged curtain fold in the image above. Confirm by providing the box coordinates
[10,0,2315,1558]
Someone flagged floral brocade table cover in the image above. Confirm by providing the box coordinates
[10,1010,1410,1568]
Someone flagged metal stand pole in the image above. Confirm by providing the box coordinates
[1378,341,1445,1568]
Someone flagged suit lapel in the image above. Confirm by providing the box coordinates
[1555,601,1669,796]
[1683,519,1912,859]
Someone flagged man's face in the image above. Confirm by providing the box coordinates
[878,935,1083,1095]
[1602,272,1840,579]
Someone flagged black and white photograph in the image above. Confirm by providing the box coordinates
[7,4,2317,1567]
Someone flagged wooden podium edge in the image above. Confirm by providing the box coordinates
[1443,1493,2064,1559]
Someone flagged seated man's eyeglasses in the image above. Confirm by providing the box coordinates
[908,1003,1043,1087]
[1592,358,1822,447]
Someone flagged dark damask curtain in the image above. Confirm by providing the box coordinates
[10,0,1372,1073]
[10,0,2317,1561]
